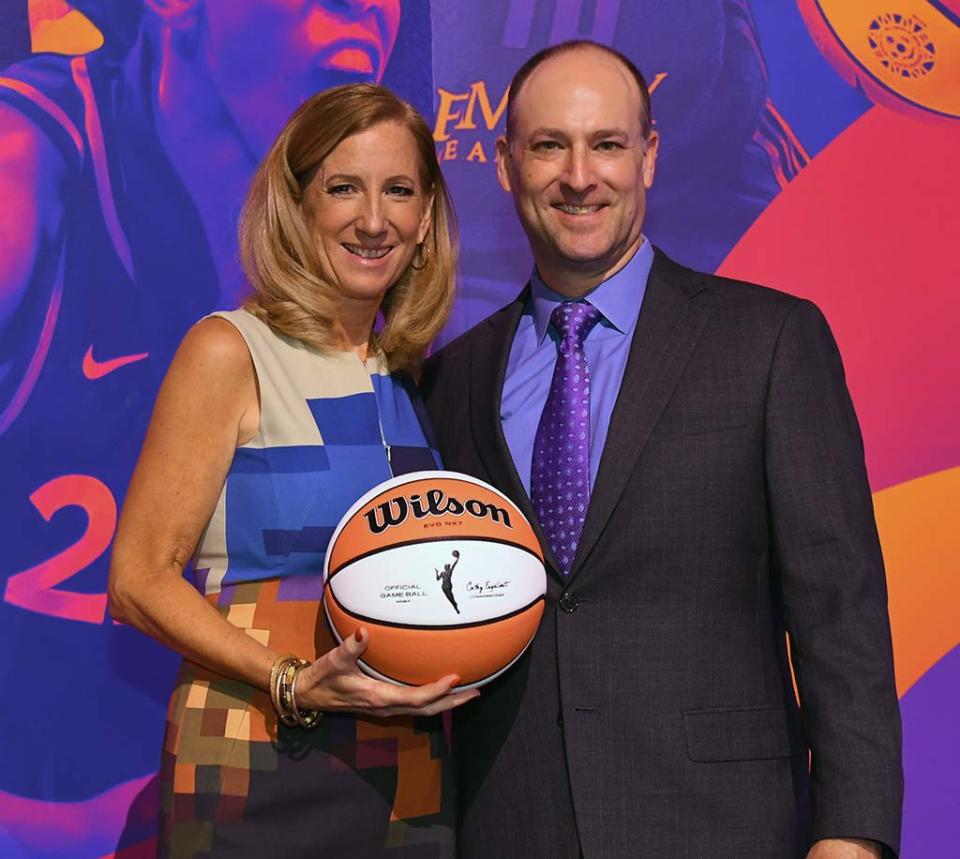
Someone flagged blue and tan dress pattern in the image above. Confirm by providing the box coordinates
[158,309,452,858]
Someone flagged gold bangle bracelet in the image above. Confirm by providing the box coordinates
[278,660,300,727]
[269,653,298,722]
[268,654,319,729]
[290,664,322,730]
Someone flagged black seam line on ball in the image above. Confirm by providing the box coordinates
[356,648,528,687]
[327,534,545,580]
[325,590,545,631]
[355,657,504,688]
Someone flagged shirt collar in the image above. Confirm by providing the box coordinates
[529,237,654,344]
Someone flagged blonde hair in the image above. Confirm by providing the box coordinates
[239,84,458,372]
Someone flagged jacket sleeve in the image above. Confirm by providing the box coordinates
[764,299,903,855]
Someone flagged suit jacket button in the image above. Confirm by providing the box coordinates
[559,592,578,613]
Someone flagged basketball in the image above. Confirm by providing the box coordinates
[323,471,546,690]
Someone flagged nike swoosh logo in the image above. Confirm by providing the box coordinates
[82,345,149,380]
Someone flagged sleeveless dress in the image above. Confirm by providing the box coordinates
[158,310,453,858]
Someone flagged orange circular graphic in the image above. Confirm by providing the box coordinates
[798,0,960,121]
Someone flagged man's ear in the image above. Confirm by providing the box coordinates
[642,131,660,190]
[495,137,514,193]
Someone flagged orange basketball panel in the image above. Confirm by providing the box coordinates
[324,592,544,687]
[328,477,542,572]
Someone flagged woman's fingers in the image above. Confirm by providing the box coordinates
[326,626,369,674]
[373,687,480,718]
[396,674,461,706]
[404,687,481,716]
[368,677,480,716]
[297,629,482,715]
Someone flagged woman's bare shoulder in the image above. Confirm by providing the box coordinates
[171,316,253,378]
[156,316,258,426]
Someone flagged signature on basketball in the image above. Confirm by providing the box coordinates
[466,579,511,597]
[364,488,513,534]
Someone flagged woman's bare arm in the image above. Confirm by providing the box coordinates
[109,317,478,715]
[108,317,273,686]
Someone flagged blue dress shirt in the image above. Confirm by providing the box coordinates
[501,238,655,495]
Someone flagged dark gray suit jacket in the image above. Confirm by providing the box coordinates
[421,251,902,858]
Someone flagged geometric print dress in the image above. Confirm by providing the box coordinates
[158,309,454,858]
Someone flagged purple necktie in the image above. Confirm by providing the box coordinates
[531,301,602,575]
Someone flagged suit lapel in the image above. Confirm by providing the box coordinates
[469,290,565,583]
[567,252,711,583]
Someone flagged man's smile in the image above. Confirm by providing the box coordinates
[552,203,605,215]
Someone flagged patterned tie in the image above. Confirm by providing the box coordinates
[531,301,602,575]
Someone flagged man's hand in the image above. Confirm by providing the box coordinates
[806,839,883,858]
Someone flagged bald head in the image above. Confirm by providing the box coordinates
[505,40,653,142]
[493,39,660,297]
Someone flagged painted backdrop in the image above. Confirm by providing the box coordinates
[0,1,957,856]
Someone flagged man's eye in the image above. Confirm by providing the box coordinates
[596,141,624,151]
[532,141,562,151]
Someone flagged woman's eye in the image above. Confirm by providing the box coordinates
[388,185,415,197]
[327,184,356,195]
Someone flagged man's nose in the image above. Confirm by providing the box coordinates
[561,147,595,194]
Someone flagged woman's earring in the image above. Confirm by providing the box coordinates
[410,241,429,271]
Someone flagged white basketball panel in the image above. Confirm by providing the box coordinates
[328,540,545,627]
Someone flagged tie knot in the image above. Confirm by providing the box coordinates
[551,301,601,346]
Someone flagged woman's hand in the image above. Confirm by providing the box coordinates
[295,627,480,717]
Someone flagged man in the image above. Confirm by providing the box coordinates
[432,0,799,339]
[422,41,902,858]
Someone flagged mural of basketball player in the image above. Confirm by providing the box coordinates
[436,549,460,614]
[0,0,422,834]
[1,0,411,432]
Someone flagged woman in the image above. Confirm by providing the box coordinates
[108,83,472,857]
[0,3,419,831]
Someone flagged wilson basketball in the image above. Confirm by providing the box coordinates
[323,471,546,689]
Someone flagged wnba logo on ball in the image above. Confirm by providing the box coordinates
[435,550,461,614]
[363,488,514,534]
[798,0,960,121]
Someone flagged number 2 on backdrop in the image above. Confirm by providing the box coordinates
[4,474,117,624]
